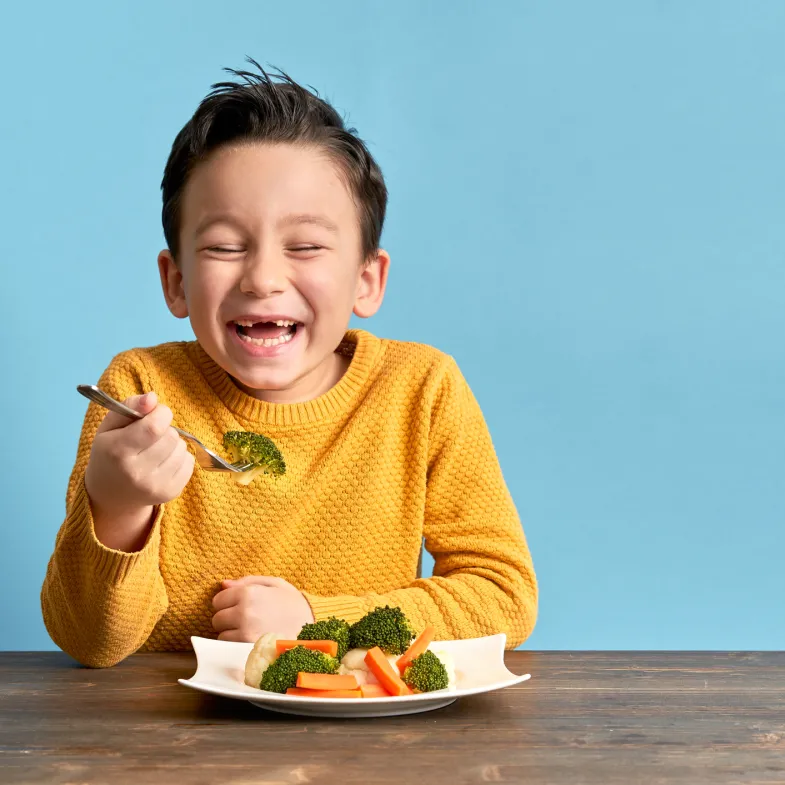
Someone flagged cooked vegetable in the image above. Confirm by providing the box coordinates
[359,683,390,698]
[296,672,359,691]
[396,624,436,675]
[260,646,338,694]
[429,646,457,690]
[245,612,458,699]
[286,688,363,698]
[338,647,398,686]
[244,632,284,688]
[298,617,351,660]
[223,431,286,485]
[364,646,411,696]
[349,606,415,655]
[276,639,338,657]
[401,650,449,693]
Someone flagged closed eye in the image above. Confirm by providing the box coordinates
[290,245,323,252]
[206,246,243,253]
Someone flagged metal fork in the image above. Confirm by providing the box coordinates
[76,385,252,473]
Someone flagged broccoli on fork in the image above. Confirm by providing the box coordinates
[223,431,286,485]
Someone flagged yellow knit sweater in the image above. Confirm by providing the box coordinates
[41,329,537,667]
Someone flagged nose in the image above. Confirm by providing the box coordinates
[239,248,288,298]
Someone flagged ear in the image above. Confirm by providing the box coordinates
[158,250,189,319]
[353,249,390,319]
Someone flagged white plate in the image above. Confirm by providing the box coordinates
[179,633,531,718]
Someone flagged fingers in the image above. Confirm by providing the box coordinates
[86,392,195,514]
[212,586,244,612]
[212,581,289,613]
[211,578,306,644]
[211,607,238,633]
[217,629,254,643]
[138,426,180,468]
[170,446,196,490]
[99,397,175,456]
[151,436,195,497]
[123,403,175,454]
[148,429,188,470]
[212,606,261,643]
[97,392,158,434]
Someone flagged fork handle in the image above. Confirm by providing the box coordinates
[77,385,144,421]
[78,385,195,442]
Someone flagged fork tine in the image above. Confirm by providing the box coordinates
[193,450,219,469]
[210,454,232,470]
[175,428,238,471]
[187,442,252,472]
[185,439,234,471]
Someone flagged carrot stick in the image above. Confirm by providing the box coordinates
[275,640,338,657]
[364,647,410,697]
[360,683,390,698]
[286,688,362,698]
[296,672,358,691]
[396,625,436,675]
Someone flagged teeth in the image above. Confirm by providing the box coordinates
[233,319,297,327]
[238,331,296,348]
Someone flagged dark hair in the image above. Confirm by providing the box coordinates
[161,58,387,261]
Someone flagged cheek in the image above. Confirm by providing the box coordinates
[184,263,234,311]
[299,263,358,311]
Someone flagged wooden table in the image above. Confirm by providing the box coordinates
[1,651,784,784]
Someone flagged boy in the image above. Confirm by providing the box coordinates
[41,61,537,668]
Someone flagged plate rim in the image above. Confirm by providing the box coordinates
[178,633,532,705]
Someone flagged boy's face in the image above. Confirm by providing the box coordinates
[158,143,389,402]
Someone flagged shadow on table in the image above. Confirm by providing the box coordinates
[187,689,529,725]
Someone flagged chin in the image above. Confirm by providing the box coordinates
[234,370,299,394]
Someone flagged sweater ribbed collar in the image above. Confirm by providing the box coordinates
[189,329,382,426]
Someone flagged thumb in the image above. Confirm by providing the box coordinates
[97,391,158,433]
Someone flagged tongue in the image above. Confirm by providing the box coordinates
[245,322,291,340]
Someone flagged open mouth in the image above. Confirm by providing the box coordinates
[232,319,300,348]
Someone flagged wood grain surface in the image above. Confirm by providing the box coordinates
[1,651,784,784]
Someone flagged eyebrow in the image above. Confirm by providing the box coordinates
[277,213,339,234]
[194,215,245,236]
[194,213,340,236]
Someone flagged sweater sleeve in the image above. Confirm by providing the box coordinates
[304,356,538,649]
[40,351,169,667]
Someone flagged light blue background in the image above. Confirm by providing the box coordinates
[1,1,783,651]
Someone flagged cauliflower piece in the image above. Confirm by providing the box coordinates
[428,645,457,691]
[244,632,283,688]
[338,664,376,686]
[339,647,400,686]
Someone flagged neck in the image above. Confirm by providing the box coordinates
[232,350,352,405]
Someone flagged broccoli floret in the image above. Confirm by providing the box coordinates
[298,617,351,660]
[259,646,338,693]
[402,650,449,693]
[223,431,286,485]
[349,605,415,655]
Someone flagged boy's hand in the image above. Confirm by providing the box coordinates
[85,392,195,551]
[211,576,315,642]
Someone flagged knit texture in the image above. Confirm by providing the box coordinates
[41,329,537,667]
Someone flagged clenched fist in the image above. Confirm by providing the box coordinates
[212,576,315,642]
[85,391,195,552]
